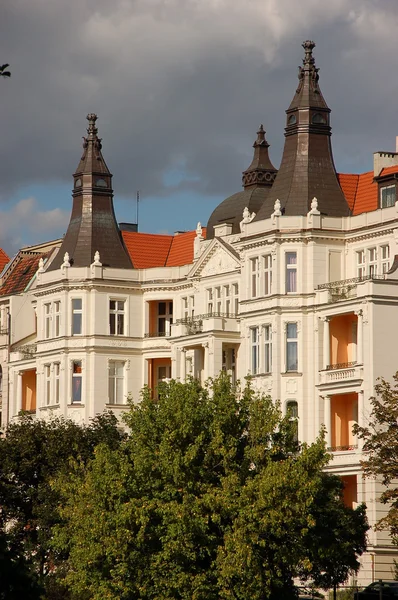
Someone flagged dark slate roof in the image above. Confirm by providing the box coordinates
[47,114,133,271]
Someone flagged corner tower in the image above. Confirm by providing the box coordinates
[48,114,133,270]
[255,41,350,220]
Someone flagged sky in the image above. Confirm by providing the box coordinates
[1,0,398,257]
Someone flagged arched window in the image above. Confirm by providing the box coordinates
[312,112,326,124]
[287,114,297,125]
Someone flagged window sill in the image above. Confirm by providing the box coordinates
[67,403,85,407]
[251,372,272,378]
[39,404,60,410]
[281,371,302,377]
[105,403,128,408]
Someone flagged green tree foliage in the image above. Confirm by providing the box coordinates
[354,374,398,556]
[0,64,11,78]
[54,375,368,600]
[0,412,124,598]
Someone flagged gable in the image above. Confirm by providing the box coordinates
[188,238,240,278]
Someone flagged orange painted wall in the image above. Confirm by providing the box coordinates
[341,475,357,508]
[148,357,172,391]
[331,393,358,447]
[148,302,157,335]
[330,313,357,365]
[22,370,36,411]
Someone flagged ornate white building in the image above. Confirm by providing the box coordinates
[1,41,398,583]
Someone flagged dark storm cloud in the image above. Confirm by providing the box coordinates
[1,0,398,202]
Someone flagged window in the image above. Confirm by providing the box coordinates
[380,185,396,209]
[264,325,272,373]
[207,289,213,315]
[356,250,365,279]
[54,363,60,404]
[286,252,297,293]
[224,286,231,316]
[158,365,171,382]
[368,248,377,276]
[286,323,298,372]
[286,400,298,443]
[215,287,222,313]
[109,300,125,335]
[381,245,390,273]
[44,303,51,339]
[54,302,60,337]
[182,296,194,319]
[251,327,259,375]
[263,254,272,296]
[109,361,124,404]
[71,299,82,335]
[45,365,51,405]
[158,301,173,336]
[232,283,239,314]
[251,257,259,297]
[72,361,82,403]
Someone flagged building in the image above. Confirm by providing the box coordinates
[1,40,398,583]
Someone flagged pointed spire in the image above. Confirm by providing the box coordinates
[47,115,133,271]
[242,125,277,189]
[255,41,350,220]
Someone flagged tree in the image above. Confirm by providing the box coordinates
[354,373,398,570]
[54,375,368,600]
[0,411,124,598]
[0,64,11,78]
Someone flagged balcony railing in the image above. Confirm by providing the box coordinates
[326,361,357,371]
[13,343,37,359]
[176,312,237,325]
[317,275,385,302]
[328,444,358,452]
[144,331,169,338]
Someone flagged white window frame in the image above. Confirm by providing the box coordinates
[263,254,272,296]
[44,303,51,340]
[109,299,126,336]
[381,244,390,274]
[285,252,297,293]
[157,301,173,336]
[356,250,365,279]
[45,364,51,405]
[71,298,83,336]
[54,301,60,337]
[71,360,83,403]
[250,257,260,298]
[368,247,378,277]
[263,324,272,374]
[286,400,299,442]
[108,360,125,405]
[207,289,213,315]
[286,322,298,372]
[251,327,260,375]
[232,283,239,315]
[54,363,60,405]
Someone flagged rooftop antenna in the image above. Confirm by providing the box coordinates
[136,191,140,231]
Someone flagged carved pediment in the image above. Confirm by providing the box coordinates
[188,239,240,278]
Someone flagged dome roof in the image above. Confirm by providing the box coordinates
[206,126,277,239]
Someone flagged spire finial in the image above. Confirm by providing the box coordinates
[86,113,98,137]
[255,124,267,146]
[302,40,316,66]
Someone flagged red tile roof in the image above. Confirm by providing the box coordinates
[338,165,398,216]
[121,228,207,269]
[0,253,45,296]
[0,249,10,274]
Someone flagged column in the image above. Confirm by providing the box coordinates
[324,395,331,449]
[322,317,330,369]
[355,310,363,365]
[16,371,23,415]
[202,343,209,381]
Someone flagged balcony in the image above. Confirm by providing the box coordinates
[319,362,363,387]
[317,275,385,303]
[173,312,238,337]
[144,331,169,338]
[10,343,37,362]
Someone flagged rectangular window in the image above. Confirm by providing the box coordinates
[71,299,82,335]
[263,254,272,296]
[215,287,222,314]
[286,252,297,293]
[109,300,125,335]
[381,245,390,274]
[54,363,60,404]
[264,325,272,373]
[207,289,213,315]
[72,360,82,403]
[157,301,173,336]
[251,257,259,297]
[356,250,365,279]
[158,365,171,382]
[45,365,51,405]
[44,303,51,339]
[182,297,188,319]
[54,301,60,337]
[286,400,298,443]
[380,185,396,208]
[108,361,124,404]
[286,323,298,372]
[251,327,259,375]
[232,283,239,314]
[368,248,377,276]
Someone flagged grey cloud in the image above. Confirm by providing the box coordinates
[1,0,398,205]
